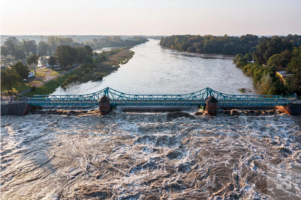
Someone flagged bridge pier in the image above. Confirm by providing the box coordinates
[98,96,110,115]
[205,96,218,115]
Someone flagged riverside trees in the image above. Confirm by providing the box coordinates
[160,34,301,56]
[234,37,301,95]
[54,45,93,68]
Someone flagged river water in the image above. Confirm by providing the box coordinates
[52,39,255,95]
[2,40,301,200]
[1,111,301,199]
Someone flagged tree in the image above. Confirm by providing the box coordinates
[55,45,77,69]
[75,47,88,63]
[27,54,39,73]
[1,68,21,94]
[285,69,301,94]
[253,36,293,65]
[83,55,93,64]
[4,37,19,58]
[1,46,9,59]
[286,46,301,74]
[84,45,93,55]
[268,54,280,67]
[11,61,30,79]
[48,56,57,70]
[244,53,253,62]
[38,41,49,56]
[15,49,26,60]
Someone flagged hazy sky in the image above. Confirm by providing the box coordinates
[1,0,301,35]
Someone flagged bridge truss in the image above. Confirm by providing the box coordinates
[26,87,291,107]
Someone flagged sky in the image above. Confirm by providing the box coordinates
[1,0,301,36]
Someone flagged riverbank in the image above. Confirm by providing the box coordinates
[1,111,300,199]
[60,48,134,90]
[22,48,135,96]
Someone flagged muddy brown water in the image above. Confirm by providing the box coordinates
[51,39,256,95]
[1,111,301,199]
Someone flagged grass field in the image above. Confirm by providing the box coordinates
[50,70,60,76]
[40,68,49,72]
[1,83,31,95]
[35,71,46,79]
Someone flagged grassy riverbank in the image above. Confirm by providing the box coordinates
[61,48,134,89]
[23,48,135,95]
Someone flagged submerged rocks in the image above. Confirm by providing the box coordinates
[166,150,183,159]
[166,111,195,121]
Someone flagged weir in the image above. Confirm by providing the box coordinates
[26,87,292,107]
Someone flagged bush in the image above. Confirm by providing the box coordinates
[31,86,37,91]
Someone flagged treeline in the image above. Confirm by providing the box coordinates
[84,36,148,49]
[1,62,30,94]
[234,36,301,95]
[1,36,148,59]
[160,34,301,55]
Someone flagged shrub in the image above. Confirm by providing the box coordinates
[31,86,37,91]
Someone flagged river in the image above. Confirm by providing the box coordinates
[51,39,255,95]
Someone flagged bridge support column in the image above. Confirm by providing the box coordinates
[98,96,111,115]
[205,96,218,115]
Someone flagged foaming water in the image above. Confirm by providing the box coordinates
[1,113,301,199]
[52,39,255,95]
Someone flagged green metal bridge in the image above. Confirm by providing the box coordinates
[26,87,291,107]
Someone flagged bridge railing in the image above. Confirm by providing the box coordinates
[26,87,291,107]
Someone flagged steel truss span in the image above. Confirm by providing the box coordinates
[26,87,291,107]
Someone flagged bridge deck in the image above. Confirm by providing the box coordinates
[26,87,292,107]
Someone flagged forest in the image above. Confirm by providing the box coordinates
[160,34,301,55]
[233,36,301,95]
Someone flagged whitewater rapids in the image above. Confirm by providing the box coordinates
[1,110,301,199]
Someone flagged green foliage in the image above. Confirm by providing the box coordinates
[27,54,39,65]
[160,34,259,55]
[61,74,80,90]
[15,49,26,60]
[242,63,285,95]
[20,39,37,56]
[11,61,30,79]
[286,46,301,74]
[285,71,301,94]
[267,54,280,67]
[75,47,89,63]
[31,86,37,92]
[38,41,50,56]
[84,45,93,55]
[83,55,93,64]
[1,67,21,93]
[55,45,77,68]
[92,36,147,48]
[97,52,108,62]
[252,36,293,65]
[268,50,293,68]
[1,46,9,58]
[48,56,57,68]
[4,37,19,58]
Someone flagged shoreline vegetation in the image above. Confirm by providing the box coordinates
[23,47,135,95]
[160,34,301,96]
[1,36,147,97]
